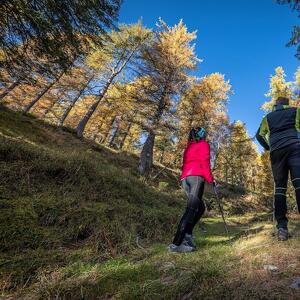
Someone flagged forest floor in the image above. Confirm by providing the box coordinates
[3,215,300,299]
[1,106,300,299]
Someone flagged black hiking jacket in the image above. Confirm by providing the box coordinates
[256,104,300,152]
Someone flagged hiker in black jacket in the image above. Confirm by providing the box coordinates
[256,96,300,241]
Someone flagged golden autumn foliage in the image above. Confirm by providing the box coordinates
[75,22,152,138]
[294,66,300,105]
[215,121,261,191]
[262,66,293,111]
[1,17,273,184]
[135,19,199,174]
[176,73,231,152]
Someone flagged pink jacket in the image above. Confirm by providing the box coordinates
[180,140,214,183]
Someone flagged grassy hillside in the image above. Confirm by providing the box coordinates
[2,106,299,299]
[0,106,185,290]
[30,219,299,300]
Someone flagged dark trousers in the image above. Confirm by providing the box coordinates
[270,143,300,229]
[172,176,205,246]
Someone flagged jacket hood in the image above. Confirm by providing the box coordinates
[272,104,291,112]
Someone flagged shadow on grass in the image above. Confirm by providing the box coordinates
[36,259,164,300]
[194,219,267,247]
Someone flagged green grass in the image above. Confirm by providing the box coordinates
[2,106,299,299]
[0,106,187,295]
[24,218,300,300]
[21,221,237,300]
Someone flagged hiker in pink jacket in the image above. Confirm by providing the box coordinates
[169,127,215,253]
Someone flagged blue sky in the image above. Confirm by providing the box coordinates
[119,0,299,138]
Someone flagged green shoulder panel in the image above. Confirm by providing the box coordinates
[296,108,300,133]
[259,116,270,145]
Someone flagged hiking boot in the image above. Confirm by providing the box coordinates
[183,234,196,248]
[278,228,289,241]
[168,243,195,253]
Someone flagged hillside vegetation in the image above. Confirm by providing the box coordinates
[1,106,300,300]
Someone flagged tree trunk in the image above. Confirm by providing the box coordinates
[43,93,63,118]
[138,130,156,175]
[75,43,141,138]
[108,130,118,148]
[108,117,120,148]
[119,122,132,149]
[0,80,21,101]
[239,157,243,185]
[231,166,234,185]
[76,74,115,138]
[138,86,168,175]
[159,149,164,164]
[100,116,117,144]
[59,75,94,126]
[76,98,101,138]
[23,72,64,113]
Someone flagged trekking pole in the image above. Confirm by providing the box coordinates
[213,184,230,237]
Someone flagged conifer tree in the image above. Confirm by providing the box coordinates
[276,0,300,58]
[176,72,231,162]
[216,121,259,190]
[262,66,293,111]
[0,0,121,75]
[293,66,300,104]
[75,22,152,137]
[135,19,199,175]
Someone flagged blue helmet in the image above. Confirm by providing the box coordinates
[189,127,207,141]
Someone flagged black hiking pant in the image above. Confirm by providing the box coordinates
[270,143,300,229]
[172,176,206,246]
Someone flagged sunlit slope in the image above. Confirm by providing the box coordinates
[0,106,273,299]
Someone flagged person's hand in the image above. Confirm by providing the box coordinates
[213,180,221,189]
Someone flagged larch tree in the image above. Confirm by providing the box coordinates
[0,40,66,105]
[64,95,99,129]
[216,121,259,190]
[262,66,293,112]
[0,68,19,101]
[176,73,231,163]
[89,81,139,148]
[36,64,96,125]
[0,70,24,101]
[22,65,73,113]
[58,72,95,127]
[135,19,199,175]
[293,66,300,105]
[75,22,152,138]
[106,86,141,150]
[101,78,148,151]
[153,132,176,166]
[258,151,274,202]
[1,80,38,111]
